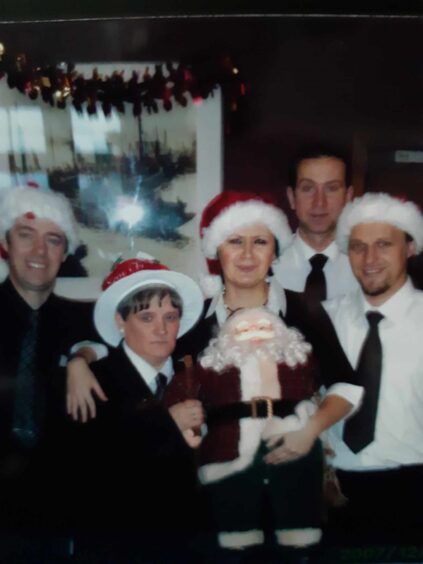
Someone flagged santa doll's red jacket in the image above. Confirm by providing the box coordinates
[165,356,318,484]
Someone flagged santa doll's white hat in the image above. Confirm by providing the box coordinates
[94,258,204,346]
[0,185,79,254]
[336,192,423,253]
[200,191,292,296]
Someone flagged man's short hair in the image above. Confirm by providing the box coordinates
[117,284,183,321]
[288,143,352,188]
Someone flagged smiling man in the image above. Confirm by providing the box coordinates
[274,145,358,303]
[322,192,423,544]
[0,186,101,560]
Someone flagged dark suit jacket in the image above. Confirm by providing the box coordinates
[0,278,98,532]
[73,346,198,537]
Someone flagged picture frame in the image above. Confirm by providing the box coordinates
[0,62,223,297]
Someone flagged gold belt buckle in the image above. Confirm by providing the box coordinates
[250,396,273,419]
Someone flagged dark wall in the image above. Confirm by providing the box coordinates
[1,15,422,214]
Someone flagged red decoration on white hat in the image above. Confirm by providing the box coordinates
[102,258,169,291]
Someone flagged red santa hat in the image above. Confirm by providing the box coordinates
[94,257,204,346]
[0,185,79,254]
[336,192,423,253]
[200,191,292,296]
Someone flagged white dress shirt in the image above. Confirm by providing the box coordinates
[274,233,358,299]
[122,341,174,394]
[323,279,423,470]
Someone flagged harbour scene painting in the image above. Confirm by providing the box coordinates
[0,62,222,289]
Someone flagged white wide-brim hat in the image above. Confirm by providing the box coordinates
[94,261,204,347]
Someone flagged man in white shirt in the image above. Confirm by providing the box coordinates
[323,192,423,544]
[274,145,358,301]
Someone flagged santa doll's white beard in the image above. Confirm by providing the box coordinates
[200,331,310,372]
[202,336,284,372]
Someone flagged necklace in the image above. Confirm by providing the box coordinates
[222,302,244,317]
[222,291,269,317]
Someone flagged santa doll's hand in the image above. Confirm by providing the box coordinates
[182,428,203,449]
[168,400,204,432]
[263,427,317,465]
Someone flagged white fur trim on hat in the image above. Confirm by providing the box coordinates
[202,201,292,259]
[199,273,223,298]
[0,187,79,254]
[94,270,204,346]
[336,193,423,253]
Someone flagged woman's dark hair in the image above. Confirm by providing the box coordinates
[117,284,183,321]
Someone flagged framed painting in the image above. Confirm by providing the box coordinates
[0,62,222,297]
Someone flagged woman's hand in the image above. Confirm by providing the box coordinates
[182,428,203,449]
[66,357,108,422]
[263,426,317,465]
[168,399,204,432]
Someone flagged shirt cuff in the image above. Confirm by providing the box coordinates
[325,382,364,417]
[69,341,108,361]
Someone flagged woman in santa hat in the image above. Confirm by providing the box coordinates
[169,191,363,552]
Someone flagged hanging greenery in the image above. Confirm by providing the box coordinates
[0,42,245,118]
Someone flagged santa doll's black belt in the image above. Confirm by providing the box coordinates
[207,398,298,422]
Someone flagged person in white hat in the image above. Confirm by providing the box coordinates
[322,192,423,544]
[72,257,205,558]
[0,185,103,560]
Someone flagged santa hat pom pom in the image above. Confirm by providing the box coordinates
[200,274,223,298]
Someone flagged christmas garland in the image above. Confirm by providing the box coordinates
[0,43,245,117]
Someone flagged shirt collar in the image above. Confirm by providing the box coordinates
[352,277,416,325]
[205,277,287,325]
[122,341,174,388]
[4,276,55,316]
[294,231,339,263]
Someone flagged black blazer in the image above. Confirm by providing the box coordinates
[72,346,197,536]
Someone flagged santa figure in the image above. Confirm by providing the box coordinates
[166,307,324,551]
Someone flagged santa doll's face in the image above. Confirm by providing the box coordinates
[200,306,311,371]
[232,315,275,344]
[227,309,280,350]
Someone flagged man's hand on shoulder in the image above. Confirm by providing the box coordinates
[66,356,108,423]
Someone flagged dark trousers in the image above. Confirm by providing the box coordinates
[326,464,423,546]
[204,441,323,543]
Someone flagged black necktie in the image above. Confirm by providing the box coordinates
[343,311,384,453]
[304,254,328,303]
[155,372,167,401]
[12,309,41,448]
